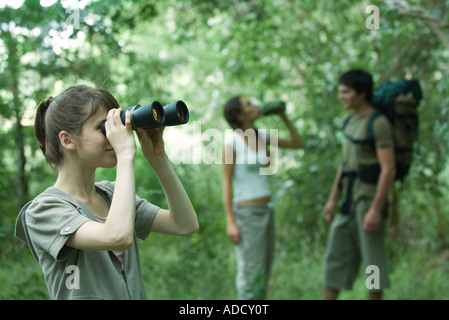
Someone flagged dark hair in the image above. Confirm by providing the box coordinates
[34,85,119,169]
[224,96,243,129]
[339,69,374,102]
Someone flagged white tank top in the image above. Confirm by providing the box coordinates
[225,130,271,203]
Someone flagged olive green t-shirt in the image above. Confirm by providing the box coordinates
[14,180,159,300]
[342,109,394,201]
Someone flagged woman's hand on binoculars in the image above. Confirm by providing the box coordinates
[105,109,136,161]
[136,127,166,161]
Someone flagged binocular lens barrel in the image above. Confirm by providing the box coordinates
[163,100,189,126]
[101,100,189,135]
[129,101,165,129]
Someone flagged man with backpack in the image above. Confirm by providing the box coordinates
[322,69,396,300]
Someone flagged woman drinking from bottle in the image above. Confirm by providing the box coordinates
[222,96,304,299]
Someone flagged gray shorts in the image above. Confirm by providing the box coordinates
[234,202,275,300]
[324,197,390,291]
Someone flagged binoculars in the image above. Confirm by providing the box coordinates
[259,100,286,115]
[101,100,189,135]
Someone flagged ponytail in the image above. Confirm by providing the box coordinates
[34,97,53,155]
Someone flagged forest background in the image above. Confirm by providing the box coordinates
[1,0,448,300]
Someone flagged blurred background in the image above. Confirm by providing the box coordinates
[0,0,448,299]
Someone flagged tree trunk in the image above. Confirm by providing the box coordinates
[6,33,29,207]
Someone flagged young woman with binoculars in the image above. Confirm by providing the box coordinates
[15,85,199,300]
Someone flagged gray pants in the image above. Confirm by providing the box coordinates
[234,202,275,300]
[324,197,390,291]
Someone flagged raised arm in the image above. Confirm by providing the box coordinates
[137,127,199,236]
[275,112,304,149]
[148,155,199,236]
[66,109,137,251]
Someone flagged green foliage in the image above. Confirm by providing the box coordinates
[1,0,449,300]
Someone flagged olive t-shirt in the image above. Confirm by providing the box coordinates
[342,109,394,201]
[14,180,159,300]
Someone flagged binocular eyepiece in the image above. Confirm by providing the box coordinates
[101,100,189,135]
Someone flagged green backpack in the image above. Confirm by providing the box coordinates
[342,78,423,183]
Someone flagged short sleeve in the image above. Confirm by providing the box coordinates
[25,196,91,261]
[373,115,394,148]
[97,180,159,241]
[134,194,159,240]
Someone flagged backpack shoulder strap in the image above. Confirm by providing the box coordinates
[342,112,373,144]
[342,113,353,131]
[366,110,382,142]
